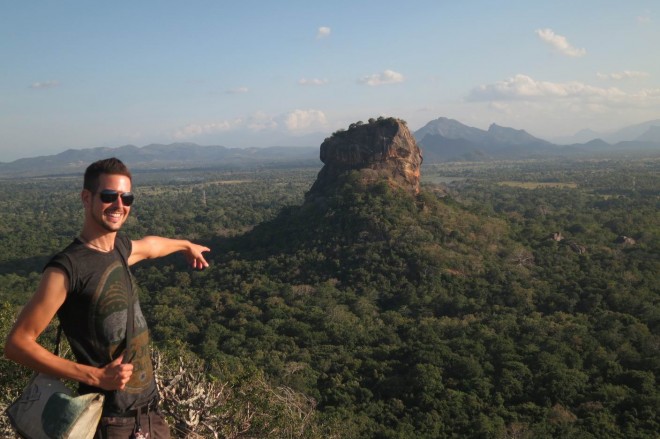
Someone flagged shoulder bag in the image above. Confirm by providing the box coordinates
[5,326,105,439]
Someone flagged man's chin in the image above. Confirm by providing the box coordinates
[101,221,124,232]
[101,214,126,230]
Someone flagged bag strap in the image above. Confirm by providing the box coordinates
[116,238,135,365]
[54,324,63,357]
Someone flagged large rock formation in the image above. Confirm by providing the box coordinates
[306,117,423,199]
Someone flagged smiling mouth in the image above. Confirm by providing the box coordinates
[104,209,124,221]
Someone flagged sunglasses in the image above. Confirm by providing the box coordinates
[97,189,135,206]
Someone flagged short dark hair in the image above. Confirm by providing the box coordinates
[83,158,132,192]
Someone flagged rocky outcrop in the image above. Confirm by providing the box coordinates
[568,241,587,254]
[616,235,636,246]
[550,232,564,242]
[306,117,423,199]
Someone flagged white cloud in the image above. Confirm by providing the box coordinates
[358,69,405,86]
[468,74,615,100]
[636,88,660,100]
[174,109,327,140]
[597,70,650,80]
[282,109,327,133]
[535,28,586,57]
[637,11,651,24]
[317,26,331,38]
[488,101,511,114]
[29,80,60,89]
[226,86,249,94]
[174,119,243,139]
[245,111,278,131]
[467,74,660,109]
[298,78,329,86]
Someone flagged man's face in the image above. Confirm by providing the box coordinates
[84,173,132,233]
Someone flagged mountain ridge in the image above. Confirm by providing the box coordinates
[414,117,660,161]
[551,119,660,144]
[0,143,320,177]
[414,117,558,160]
[2,117,659,178]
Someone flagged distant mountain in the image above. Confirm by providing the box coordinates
[414,117,660,161]
[486,123,554,150]
[0,143,320,178]
[606,119,660,143]
[571,138,611,149]
[414,117,555,160]
[414,117,489,144]
[552,119,660,144]
[416,135,484,162]
[636,125,660,143]
[3,117,659,177]
[552,128,602,145]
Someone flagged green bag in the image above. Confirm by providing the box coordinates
[6,373,104,439]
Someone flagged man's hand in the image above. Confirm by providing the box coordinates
[97,355,134,390]
[184,242,210,270]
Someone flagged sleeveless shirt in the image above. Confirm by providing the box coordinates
[46,234,157,413]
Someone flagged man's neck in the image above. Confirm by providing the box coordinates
[79,228,117,252]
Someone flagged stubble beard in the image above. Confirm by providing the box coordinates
[92,205,128,233]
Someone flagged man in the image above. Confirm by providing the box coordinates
[5,158,210,438]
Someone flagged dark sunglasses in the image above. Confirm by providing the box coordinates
[98,190,135,206]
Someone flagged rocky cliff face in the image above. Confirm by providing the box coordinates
[306,117,423,199]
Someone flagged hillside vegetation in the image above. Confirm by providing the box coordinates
[1,158,658,438]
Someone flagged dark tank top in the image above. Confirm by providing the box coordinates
[46,234,157,413]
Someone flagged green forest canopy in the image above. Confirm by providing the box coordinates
[1,158,658,438]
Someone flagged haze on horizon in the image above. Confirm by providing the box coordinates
[1,0,658,162]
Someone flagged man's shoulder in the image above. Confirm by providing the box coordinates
[114,233,132,258]
[45,239,84,272]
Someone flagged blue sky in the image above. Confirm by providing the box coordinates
[1,0,658,161]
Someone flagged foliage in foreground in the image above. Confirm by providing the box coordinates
[154,344,336,438]
[0,311,333,439]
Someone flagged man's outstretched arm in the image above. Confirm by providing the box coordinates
[129,236,210,269]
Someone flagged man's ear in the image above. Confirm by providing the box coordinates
[81,189,92,208]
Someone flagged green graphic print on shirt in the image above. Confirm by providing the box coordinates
[90,259,153,394]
